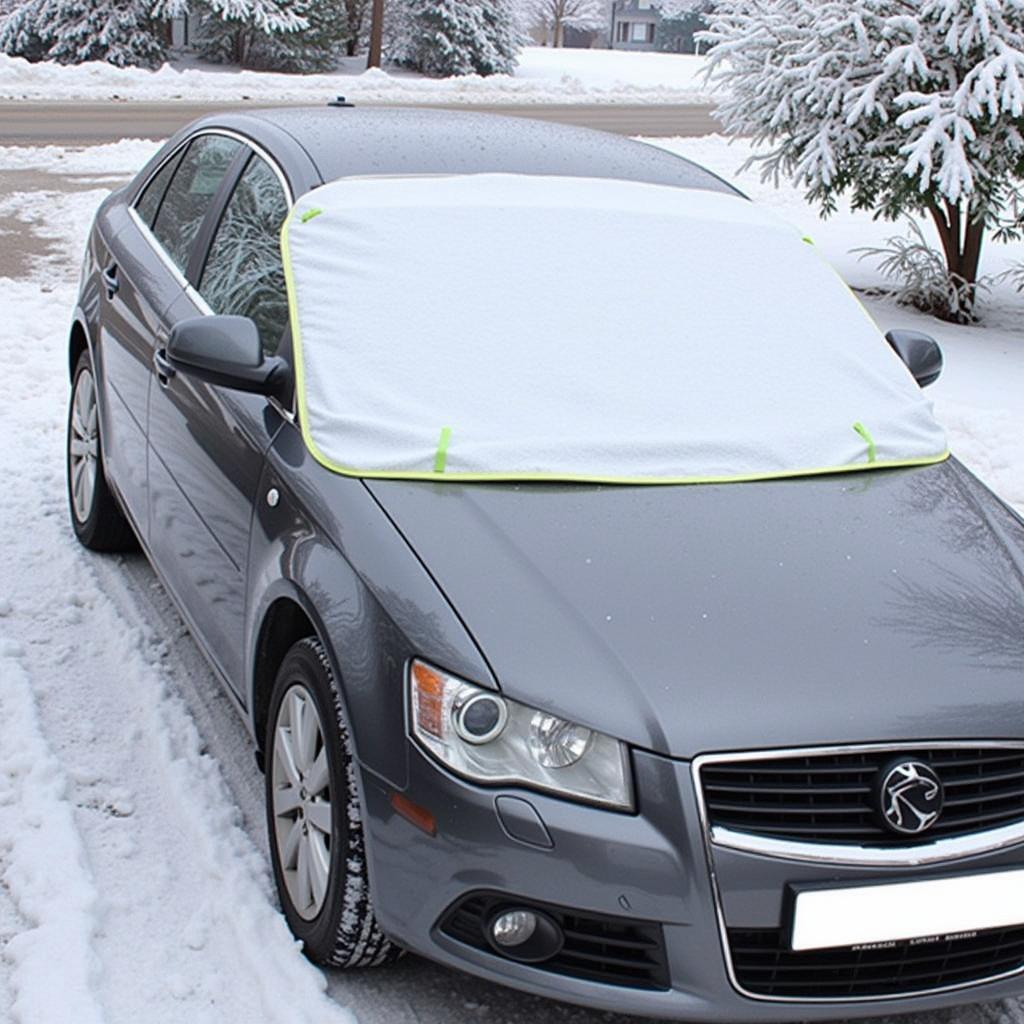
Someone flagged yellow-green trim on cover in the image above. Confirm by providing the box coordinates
[280,207,950,487]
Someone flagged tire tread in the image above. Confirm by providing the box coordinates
[276,637,401,969]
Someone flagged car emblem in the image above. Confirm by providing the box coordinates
[877,760,944,835]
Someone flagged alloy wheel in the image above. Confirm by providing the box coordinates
[271,683,333,920]
[69,368,99,524]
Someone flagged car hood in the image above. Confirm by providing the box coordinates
[366,460,1024,758]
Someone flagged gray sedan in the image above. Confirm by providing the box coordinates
[67,105,1024,1020]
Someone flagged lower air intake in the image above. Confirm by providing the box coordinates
[439,891,669,990]
[729,925,1024,998]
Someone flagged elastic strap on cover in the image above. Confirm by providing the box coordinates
[853,421,877,463]
[434,427,452,473]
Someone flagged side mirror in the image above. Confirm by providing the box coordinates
[162,315,291,402]
[885,329,943,388]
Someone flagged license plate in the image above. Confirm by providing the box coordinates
[790,869,1024,951]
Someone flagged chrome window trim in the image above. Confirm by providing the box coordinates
[691,740,1024,1004]
[131,127,293,210]
[128,127,298,419]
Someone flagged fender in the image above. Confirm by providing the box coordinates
[246,426,497,792]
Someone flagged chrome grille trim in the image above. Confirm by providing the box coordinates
[691,741,1024,1004]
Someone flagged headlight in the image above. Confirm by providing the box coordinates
[408,660,633,811]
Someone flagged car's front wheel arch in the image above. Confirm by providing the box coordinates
[68,314,94,384]
[251,592,320,769]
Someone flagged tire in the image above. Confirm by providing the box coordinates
[67,350,136,552]
[265,636,400,968]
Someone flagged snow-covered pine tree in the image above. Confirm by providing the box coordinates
[482,0,527,67]
[338,0,369,56]
[1,0,167,66]
[529,0,604,47]
[240,0,351,72]
[400,0,524,76]
[153,0,315,70]
[703,0,1024,321]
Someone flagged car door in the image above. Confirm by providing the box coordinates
[146,146,293,698]
[97,146,192,534]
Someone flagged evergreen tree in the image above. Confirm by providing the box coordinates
[1,0,167,66]
[338,0,369,57]
[399,0,524,76]
[154,0,315,69]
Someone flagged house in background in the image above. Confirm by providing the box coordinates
[610,0,659,49]
[609,0,709,53]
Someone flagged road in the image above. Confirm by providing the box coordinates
[0,100,718,144]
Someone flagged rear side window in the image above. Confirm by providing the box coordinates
[152,135,241,274]
[199,154,290,354]
[134,151,181,227]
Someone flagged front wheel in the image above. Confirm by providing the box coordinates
[67,350,135,552]
[265,637,400,967]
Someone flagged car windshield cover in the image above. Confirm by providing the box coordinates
[281,173,948,484]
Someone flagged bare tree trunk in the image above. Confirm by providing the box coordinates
[367,0,384,68]
[926,198,987,320]
[962,214,985,286]
[553,16,562,46]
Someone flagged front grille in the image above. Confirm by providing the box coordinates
[701,747,1024,844]
[729,925,1024,998]
[439,891,669,990]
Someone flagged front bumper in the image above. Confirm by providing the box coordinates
[358,745,1024,1021]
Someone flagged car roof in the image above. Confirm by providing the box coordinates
[193,106,741,198]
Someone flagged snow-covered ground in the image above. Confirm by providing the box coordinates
[0,134,1022,1024]
[0,47,712,104]
[0,152,357,1024]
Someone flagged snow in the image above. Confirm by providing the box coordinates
[0,46,713,103]
[0,640,105,1024]
[0,131,1022,1024]
[0,141,353,1024]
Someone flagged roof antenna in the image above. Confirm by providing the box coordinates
[328,96,354,108]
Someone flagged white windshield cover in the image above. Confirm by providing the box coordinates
[282,173,947,483]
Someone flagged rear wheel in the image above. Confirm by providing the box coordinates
[265,637,400,967]
[67,350,135,552]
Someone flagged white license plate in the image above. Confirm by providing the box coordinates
[790,869,1024,951]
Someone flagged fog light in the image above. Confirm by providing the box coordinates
[492,910,537,947]
[486,907,564,963]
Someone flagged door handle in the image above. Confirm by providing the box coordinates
[153,348,176,385]
[102,263,119,299]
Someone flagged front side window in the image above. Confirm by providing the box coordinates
[152,134,241,274]
[199,154,290,354]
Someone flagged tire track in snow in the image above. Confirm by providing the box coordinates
[0,165,357,1021]
[0,639,106,1024]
